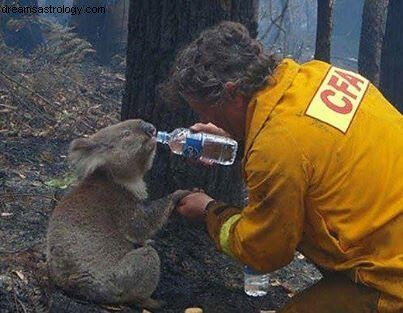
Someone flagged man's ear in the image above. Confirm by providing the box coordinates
[224,81,238,99]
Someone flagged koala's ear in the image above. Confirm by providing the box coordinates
[68,137,105,179]
[69,138,95,153]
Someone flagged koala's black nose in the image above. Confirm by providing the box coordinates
[141,122,157,137]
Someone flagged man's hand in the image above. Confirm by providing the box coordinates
[190,122,230,138]
[189,123,231,166]
[176,192,214,221]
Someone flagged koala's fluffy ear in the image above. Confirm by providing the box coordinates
[70,138,94,152]
[69,138,95,164]
[69,137,104,179]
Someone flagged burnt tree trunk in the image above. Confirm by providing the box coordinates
[358,0,389,86]
[70,0,128,62]
[314,0,334,62]
[70,0,107,52]
[380,0,403,112]
[121,1,286,312]
[101,0,129,61]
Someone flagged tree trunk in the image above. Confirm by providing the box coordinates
[70,0,107,51]
[101,0,129,61]
[314,0,334,62]
[358,0,389,86]
[70,0,128,62]
[380,0,403,112]
[121,1,285,311]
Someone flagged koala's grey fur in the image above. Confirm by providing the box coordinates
[46,119,190,310]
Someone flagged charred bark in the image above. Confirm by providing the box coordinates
[358,0,389,86]
[121,1,284,311]
[380,0,403,112]
[314,0,334,62]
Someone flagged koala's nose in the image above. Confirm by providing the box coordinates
[141,122,157,137]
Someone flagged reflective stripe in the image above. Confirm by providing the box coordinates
[219,214,241,257]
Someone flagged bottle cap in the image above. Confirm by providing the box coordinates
[156,131,170,143]
[244,265,264,275]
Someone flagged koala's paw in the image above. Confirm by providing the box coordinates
[171,189,192,206]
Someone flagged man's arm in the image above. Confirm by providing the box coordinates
[206,125,310,273]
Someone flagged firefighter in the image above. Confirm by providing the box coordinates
[160,21,403,312]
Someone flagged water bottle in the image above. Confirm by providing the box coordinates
[156,128,238,165]
[243,266,269,297]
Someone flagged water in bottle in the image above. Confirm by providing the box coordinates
[243,266,269,297]
[156,128,238,165]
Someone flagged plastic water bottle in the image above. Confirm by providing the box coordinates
[156,128,238,165]
[243,266,269,297]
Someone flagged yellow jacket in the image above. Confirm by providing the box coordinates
[206,59,403,312]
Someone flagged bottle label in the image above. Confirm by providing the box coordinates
[183,134,203,159]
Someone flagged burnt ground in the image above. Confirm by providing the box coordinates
[0,26,321,313]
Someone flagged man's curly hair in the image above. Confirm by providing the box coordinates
[159,21,280,107]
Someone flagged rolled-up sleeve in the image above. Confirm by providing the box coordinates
[207,125,310,273]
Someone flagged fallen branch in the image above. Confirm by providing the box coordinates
[0,103,17,110]
[16,297,28,313]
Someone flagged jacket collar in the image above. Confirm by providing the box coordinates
[243,58,300,159]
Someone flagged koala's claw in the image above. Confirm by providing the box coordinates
[171,189,192,205]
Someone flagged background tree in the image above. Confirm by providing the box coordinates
[101,0,129,61]
[358,0,389,86]
[69,0,106,52]
[332,0,363,69]
[379,0,403,112]
[70,0,128,62]
[121,0,286,311]
[314,0,334,62]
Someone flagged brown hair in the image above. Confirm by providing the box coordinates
[159,21,280,107]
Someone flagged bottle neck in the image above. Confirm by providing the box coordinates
[156,131,170,144]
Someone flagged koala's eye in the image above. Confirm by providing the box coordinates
[120,129,132,138]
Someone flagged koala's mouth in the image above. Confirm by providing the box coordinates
[145,137,157,151]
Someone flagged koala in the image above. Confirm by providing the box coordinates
[46,119,190,310]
